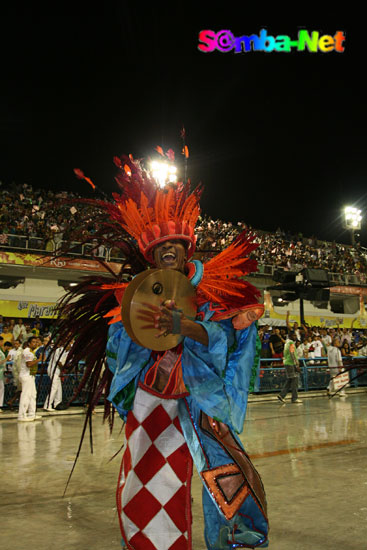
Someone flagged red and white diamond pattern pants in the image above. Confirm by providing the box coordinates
[117,386,193,550]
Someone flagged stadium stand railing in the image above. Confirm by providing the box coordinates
[0,233,126,262]
[1,233,366,285]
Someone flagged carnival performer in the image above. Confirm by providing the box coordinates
[43,343,69,411]
[327,337,346,397]
[18,336,44,421]
[54,152,269,549]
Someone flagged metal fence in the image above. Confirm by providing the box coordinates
[258,356,367,393]
[3,362,88,408]
[3,356,366,410]
[0,233,366,285]
[0,233,126,262]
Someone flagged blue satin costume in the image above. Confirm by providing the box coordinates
[106,302,269,549]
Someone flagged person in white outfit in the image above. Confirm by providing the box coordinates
[0,337,7,412]
[310,336,324,362]
[327,337,346,397]
[6,340,23,409]
[13,319,28,343]
[43,345,68,411]
[18,336,45,421]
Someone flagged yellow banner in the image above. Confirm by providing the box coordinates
[263,310,367,328]
[0,300,57,318]
[263,292,367,328]
[0,250,120,273]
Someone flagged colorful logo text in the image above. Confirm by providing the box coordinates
[198,29,346,54]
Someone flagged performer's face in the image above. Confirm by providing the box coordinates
[153,240,187,273]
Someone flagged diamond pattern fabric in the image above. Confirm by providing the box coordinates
[117,386,193,550]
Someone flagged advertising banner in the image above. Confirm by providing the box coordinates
[0,251,120,274]
[0,300,57,318]
[333,371,350,390]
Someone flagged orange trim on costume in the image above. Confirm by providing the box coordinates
[201,463,249,520]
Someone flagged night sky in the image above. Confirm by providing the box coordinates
[1,8,366,245]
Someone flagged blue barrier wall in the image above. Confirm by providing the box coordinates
[2,356,367,409]
[258,356,367,393]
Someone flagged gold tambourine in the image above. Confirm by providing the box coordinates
[121,268,197,351]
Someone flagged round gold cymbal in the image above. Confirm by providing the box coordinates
[121,268,197,351]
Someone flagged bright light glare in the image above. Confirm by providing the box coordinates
[150,161,178,188]
[344,206,362,230]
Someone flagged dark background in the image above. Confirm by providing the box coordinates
[1,7,365,244]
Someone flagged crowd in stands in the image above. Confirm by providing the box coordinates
[0,315,51,344]
[0,182,106,255]
[259,313,367,365]
[254,230,367,278]
[195,216,367,278]
[1,183,367,276]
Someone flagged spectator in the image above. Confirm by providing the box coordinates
[310,336,324,360]
[13,318,27,343]
[340,327,352,346]
[6,339,22,363]
[269,328,285,361]
[24,322,34,341]
[321,328,332,347]
[3,341,13,357]
[1,325,14,346]
[259,325,272,360]
[31,322,42,337]
[286,312,302,341]
[296,339,306,359]
[341,341,351,357]
[305,336,315,362]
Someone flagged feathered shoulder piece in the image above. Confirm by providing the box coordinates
[191,230,264,327]
[103,230,264,329]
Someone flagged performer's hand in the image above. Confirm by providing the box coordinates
[137,300,209,346]
[137,300,183,337]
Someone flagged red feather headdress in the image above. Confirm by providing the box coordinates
[74,151,263,326]
[106,155,202,263]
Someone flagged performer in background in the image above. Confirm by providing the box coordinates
[327,337,346,397]
[18,336,44,421]
[53,151,269,549]
[0,336,7,412]
[43,343,69,411]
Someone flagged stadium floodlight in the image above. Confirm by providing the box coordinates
[343,206,362,245]
[150,161,177,188]
[344,206,362,229]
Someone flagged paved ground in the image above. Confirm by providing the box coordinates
[1,391,366,549]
